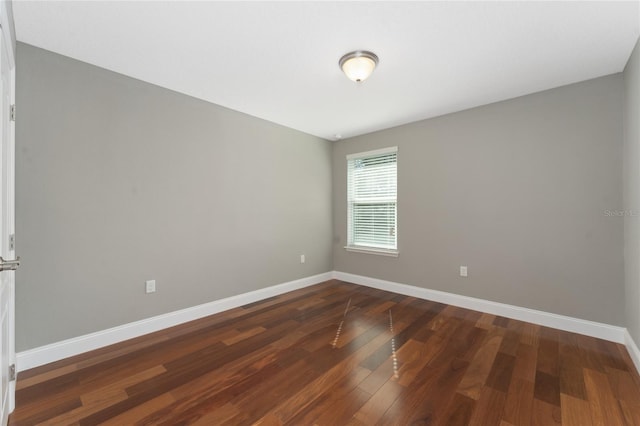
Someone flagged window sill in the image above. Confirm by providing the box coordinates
[344,246,399,257]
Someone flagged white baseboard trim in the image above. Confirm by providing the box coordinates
[625,330,640,373]
[16,272,333,372]
[332,271,627,344]
[17,270,636,374]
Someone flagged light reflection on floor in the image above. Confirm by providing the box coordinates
[331,298,399,379]
[331,298,351,348]
[389,309,399,379]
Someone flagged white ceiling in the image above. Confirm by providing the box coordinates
[12,1,640,141]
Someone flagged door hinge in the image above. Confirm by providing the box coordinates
[9,364,15,381]
[9,234,15,251]
[9,104,15,122]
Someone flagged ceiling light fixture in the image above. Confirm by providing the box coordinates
[339,50,379,83]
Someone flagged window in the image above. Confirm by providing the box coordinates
[346,147,398,256]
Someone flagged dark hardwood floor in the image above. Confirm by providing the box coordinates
[9,280,640,425]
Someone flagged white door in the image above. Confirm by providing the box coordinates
[0,6,16,425]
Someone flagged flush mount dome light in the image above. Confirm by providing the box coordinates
[339,50,379,83]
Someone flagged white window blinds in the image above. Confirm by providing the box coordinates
[347,147,398,252]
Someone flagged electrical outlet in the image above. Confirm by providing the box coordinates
[145,280,156,293]
[460,266,468,277]
[300,254,305,264]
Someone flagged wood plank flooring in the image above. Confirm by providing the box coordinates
[9,280,640,425]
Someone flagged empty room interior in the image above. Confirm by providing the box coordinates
[3,0,640,425]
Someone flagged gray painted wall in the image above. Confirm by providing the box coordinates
[624,37,640,344]
[16,43,333,351]
[333,74,625,326]
[16,41,630,351]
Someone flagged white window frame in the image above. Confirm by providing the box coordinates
[345,146,398,257]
